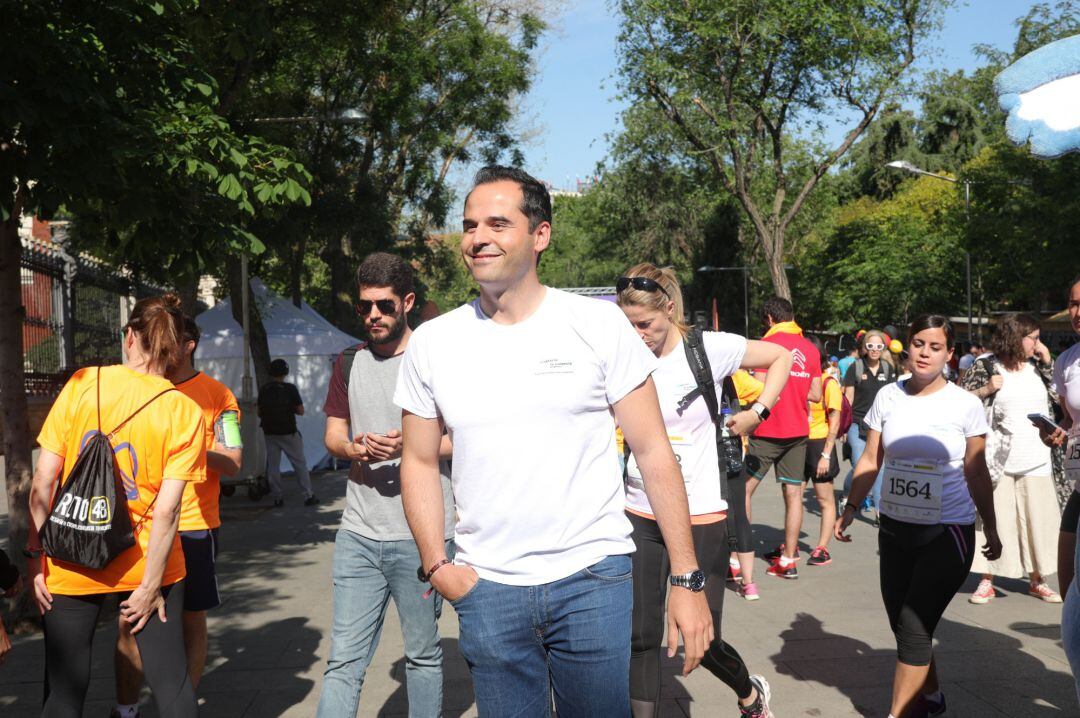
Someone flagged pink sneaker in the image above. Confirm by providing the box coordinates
[969,578,995,604]
[1029,583,1063,603]
[739,581,760,601]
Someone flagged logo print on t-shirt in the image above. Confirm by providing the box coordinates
[79,430,140,501]
[535,358,574,375]
[791,348,807,371]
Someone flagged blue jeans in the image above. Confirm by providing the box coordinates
[451,554,633,717]
[317,529,453,718]
[843,423,883,507]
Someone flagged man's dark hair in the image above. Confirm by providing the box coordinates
[761,296,795,325]
[181,314,201,354]
[356,252,414,299]
[269,358,290,377]
[468,165,552,232]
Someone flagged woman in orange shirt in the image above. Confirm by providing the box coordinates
[26,294,206,718]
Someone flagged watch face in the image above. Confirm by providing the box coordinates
[416,566,427,582]
[689,569,706,591]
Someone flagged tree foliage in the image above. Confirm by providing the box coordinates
[616,0,947,298]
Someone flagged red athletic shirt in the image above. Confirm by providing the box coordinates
[753,322,821,440]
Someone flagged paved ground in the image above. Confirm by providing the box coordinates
[1,463,1076,717]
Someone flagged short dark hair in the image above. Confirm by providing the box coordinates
[1069,274,1080,295]
[356,252,414,299]
[269,358,290,377]
[467,165,552,232]
[181,314,201,354]
[907,314,955,349]
[761,296,794,324]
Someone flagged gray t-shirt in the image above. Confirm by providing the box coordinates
[342,348,454,541]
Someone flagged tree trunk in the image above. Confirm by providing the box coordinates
[324,232,356,333]
[289,236,306,309]
[0,188,36,621]
[224,254,272,395]
[758,226,792,300]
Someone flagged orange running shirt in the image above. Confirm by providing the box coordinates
[36,365,206,595]
[174,372,240,531]
[808,375,843,440]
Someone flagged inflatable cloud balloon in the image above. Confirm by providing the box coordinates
[995,34,1080,158]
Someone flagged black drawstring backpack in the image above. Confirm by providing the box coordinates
[39,368,176,570]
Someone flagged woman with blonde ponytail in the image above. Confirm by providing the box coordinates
[26,294,206,718]
[617,264,792,718]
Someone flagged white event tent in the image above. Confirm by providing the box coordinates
[194,279,362,471]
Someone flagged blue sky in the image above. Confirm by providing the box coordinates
[516,0,1042,191]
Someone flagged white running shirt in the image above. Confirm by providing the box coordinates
[1052,342,1080,490]
[865,381,989,525]
[625,331,746,517]
[394,288,657,585]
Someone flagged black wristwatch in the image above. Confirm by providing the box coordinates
[751,402,771,421]
[669,569,707,592]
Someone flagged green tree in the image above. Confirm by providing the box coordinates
[1,0,309,611]
[616,0,949,298]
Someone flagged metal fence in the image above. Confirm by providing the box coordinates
[21,235,163,397]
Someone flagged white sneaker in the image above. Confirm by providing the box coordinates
[743,674,773,718]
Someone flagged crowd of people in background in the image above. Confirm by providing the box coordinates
[5,164,1079,718]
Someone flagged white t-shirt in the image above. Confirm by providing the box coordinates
[394,288,657,585]
[865,381,989,525]
[625,331,747,517]
[1052,342,1080,490]
[996,362,1052,475]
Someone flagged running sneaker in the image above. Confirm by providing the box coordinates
[740,674,774,718]
[807,546,832,566]
[1029,583,1063,603]
[739,582,760,601]
[727,557,742,583]
[304,495,320,507]
[968,578,996,604]
[763,544,799,562]
[766,559,798,579]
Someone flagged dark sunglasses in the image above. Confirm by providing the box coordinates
[616,276,670,297]
[355,299,398,316]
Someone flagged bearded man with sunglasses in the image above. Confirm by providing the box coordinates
[317,252,456,717]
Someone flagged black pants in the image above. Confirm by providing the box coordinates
[726,471,753,553]
[42,581,196,718]
[878,517,975,666]
[628,512,753,702]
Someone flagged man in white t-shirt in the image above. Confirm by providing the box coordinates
[395,166,712,716]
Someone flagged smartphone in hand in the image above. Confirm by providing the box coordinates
[1027,413,1063,434]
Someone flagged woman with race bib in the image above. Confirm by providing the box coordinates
[1048,275,1080,702]
[617,264,791,718]
[835,314,1001,718]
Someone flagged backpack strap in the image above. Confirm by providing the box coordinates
[341,342,368,392]
[680,327,719,420]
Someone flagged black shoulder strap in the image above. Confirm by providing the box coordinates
[341,342,368,391]
[681,327,719,420]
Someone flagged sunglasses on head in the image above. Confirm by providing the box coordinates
[865,342,885,351]
[355,299,398,316]
[616,276,670,297]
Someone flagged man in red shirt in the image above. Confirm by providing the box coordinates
[745,297,822,580]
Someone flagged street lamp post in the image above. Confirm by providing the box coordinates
[697,266,750,336]
[884,160,975,343]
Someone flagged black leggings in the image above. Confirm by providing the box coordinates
[726,471,753,553]
[42,581,196,718]
[878,517,975,666]
[628,512,753,702]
